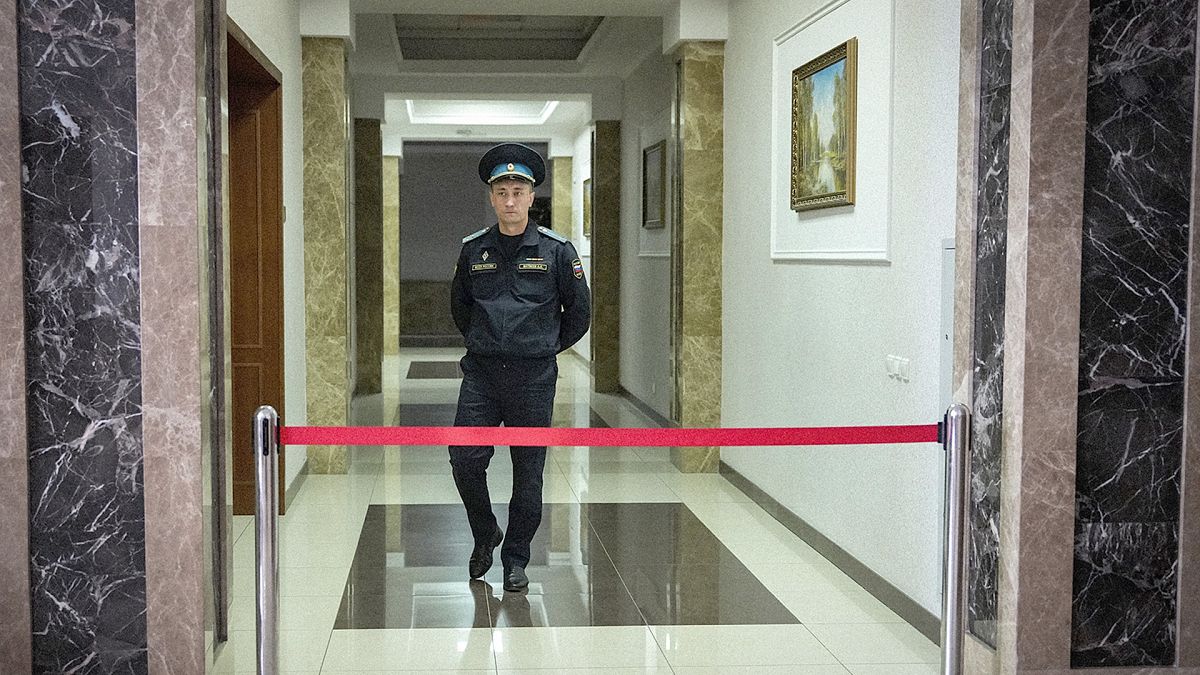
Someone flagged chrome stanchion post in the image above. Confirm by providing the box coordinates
[254,406,280,675]
[941,403,970,675]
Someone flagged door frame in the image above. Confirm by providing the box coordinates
[227,21,285,517]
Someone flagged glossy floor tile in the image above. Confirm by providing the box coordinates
[335,502,799,630]
[650,624,840,667]
[805,622,941,664]
[321,628,497,671]
[491,626,672,670]
[208,348,941,672]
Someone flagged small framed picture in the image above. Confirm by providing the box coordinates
[642,140,666,229]
[790,37,857,211]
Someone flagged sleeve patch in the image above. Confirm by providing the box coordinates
[571,259,584,279]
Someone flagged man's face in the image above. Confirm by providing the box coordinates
[489,178,535,229]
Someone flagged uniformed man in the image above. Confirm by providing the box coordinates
[449,142,591,592]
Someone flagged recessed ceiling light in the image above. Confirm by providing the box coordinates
[406,99,560,125]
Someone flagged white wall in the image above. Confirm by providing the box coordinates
[618,53,674,417]
[227,0,308,490]
[570,127,593,361]
[721,0,960,615]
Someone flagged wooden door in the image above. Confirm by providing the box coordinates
[229,37,284,515]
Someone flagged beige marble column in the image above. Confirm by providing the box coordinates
[354,118,383,396]
[303,37,350,473]
[137,0,211,667]
[383,157,401,405]
[672,42,724,473]
[0,2,30,670]
[592,122,621,393]
[551,156,573,239]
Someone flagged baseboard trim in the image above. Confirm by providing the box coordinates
[400,335,464,348]
[719,460,942,645]
[616,385,677,428]
[283,460,309,512]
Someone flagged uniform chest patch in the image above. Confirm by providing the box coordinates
[571,259,584,279]
[471,262,497,273]
[518,262,549,272]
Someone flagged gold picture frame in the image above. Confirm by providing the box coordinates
[582,177,593,238]
[790,37,857,211]
[641,140,666,229]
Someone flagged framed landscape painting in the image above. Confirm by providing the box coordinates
[790,37,857,211]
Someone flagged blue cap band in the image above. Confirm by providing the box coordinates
[489,162,534,183]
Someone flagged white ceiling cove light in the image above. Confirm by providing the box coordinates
[405,99,560,125]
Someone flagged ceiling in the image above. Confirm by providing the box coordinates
[353,12,664,154]
[392,14,604,60]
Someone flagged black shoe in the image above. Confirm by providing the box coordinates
[503,566,529,592]
[468,527,503,579]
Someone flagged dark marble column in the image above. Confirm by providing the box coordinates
[1071,0,1196,666]
[967,0,1014,649]
[18,1,149,671]
[14,0,215,671]
[591,120,621,394]
[355,117,383,396]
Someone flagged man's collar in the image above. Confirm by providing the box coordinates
[520,220,541,247]
[485,221,541,249]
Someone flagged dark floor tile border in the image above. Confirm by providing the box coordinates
[400,335,465,348]
[616,385,678,428]
[719,460,942,645]
[406,361,463,379]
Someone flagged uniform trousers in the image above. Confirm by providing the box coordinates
[449,352,557,571]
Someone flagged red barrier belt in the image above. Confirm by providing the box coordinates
[281,424,941,447]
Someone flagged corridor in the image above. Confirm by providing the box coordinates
[213,349,939,673]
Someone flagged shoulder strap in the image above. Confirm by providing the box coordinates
[537,226,567,243]
[462,227,489,244]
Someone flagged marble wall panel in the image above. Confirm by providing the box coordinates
[384,158,401,356]
[551,157,573,240]
[18,0,150,670]
[204,3,233,654]
[354,118,383,395]
[135,0,207,670]
[954,4,991,672]
[967,0,1014,648]
[0,1,31,671]
[996,1,1091,668]
[1072,0,1196,667]
[1181,56,1200,667]
[671,42,723,474]
[953,0,982,415]
[592,121,622,394]
[383,157,401,403]
[303,37,349,473]
[400,281,458,336]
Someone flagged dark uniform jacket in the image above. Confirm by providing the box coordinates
[451,223,591,358]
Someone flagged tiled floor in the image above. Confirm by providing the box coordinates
[212,348,940,673]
